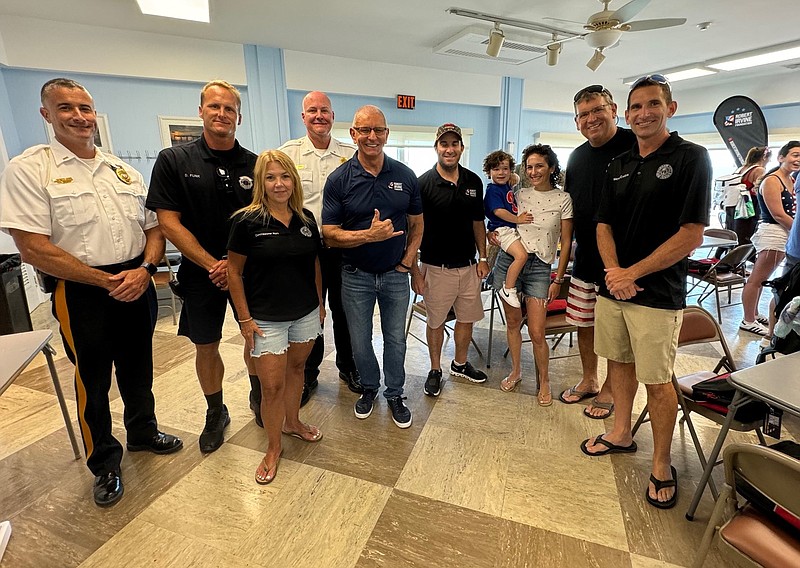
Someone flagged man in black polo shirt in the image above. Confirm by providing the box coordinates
[559,86,636,420]
[416,124,488,397]
[581,76,710,511]
[146,80,259,453]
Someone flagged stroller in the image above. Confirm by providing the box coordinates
[756,262,800,364]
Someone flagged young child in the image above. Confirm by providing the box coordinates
[483,150,531,309]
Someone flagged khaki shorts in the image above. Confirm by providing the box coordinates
[420,263,485,329]
[496,226,531,254]
[594,296,683,385]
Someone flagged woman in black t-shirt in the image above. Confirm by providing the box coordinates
[227,150,325,485]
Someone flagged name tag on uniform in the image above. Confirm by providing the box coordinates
[52,177,73,184]
[296,164,306,170]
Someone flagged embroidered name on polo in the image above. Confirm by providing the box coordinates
[184,173,201,178]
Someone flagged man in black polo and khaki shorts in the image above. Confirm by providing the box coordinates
[579,76,711,510]
[415,124,489,397]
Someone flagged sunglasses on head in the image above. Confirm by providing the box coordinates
[631,74,671,92]
[573,84,611,103]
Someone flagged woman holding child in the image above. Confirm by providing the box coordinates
[487,145,573,405]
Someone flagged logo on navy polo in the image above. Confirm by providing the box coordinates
[300,226,313,237]
[656,164,673,180]
[388,182,403,191]
[465,188,478,198]
[239,176,253,190]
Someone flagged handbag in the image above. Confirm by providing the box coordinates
[733,190,755,219]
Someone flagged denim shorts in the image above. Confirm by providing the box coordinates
[492,250,550,299]
[251,308,321,357]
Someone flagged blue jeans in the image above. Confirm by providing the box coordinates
[341,265,409,398]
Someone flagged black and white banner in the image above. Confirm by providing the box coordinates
[713,96,769,167]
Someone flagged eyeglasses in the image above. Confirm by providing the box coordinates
[352,126,388,135]
[576,104,610,121]
[631,74,671,93]
[573,84,611,103]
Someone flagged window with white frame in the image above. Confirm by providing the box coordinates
[331,123,473,177]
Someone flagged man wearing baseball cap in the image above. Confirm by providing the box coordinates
[415,124,489,397]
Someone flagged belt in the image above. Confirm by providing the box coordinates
[93,254,145,274]
[429,259,476,270]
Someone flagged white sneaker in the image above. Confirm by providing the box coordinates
[500,286,520,308]
[755,313,770,326]
[760,336,773,348]
[739,320,768,336]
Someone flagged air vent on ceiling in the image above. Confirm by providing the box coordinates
[434,25,547,65]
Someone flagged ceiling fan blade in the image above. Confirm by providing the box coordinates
[610,0,652,24]
[624,18,687,31]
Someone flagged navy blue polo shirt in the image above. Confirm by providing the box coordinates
[322,153,421,273]
[597,132,711,309]
[146,135,256,279]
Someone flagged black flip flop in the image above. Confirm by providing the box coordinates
[558,385,599,404]
[645,465,678,509]
[580,433,638,457]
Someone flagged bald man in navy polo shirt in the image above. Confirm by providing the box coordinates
[322,105,423,428]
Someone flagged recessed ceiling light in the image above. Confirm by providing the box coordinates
[136,0,209,23]
[708,45,800,71]
[664,68,717,82]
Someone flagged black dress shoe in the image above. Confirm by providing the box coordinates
[250,398,263,428]
[338,370,364,394]
[199,404,230,453]
[94,471,123,507]
[127,431,184,455]
[300,379,318,407]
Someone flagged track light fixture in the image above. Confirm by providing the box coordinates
[486,23,505,57]
[586,48,606,71]
[546,34,561,66]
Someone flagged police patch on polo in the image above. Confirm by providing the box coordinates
[656,164,673,179]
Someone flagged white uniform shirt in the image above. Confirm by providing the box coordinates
[0,139,157,266]
[278,135,356,229]
[516,187,573,264]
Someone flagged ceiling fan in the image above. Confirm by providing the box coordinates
[447,0,686,70]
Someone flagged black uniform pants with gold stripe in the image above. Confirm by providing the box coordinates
[52,276,158,476]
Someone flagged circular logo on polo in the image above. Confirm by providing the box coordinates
[656,164,673,180]
[239,176,253,190]
[300,226,313,237]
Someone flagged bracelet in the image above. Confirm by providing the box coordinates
[238,317,254,323]
[552,278,564,284]
[398,263,412,270]
[479,257,488,262]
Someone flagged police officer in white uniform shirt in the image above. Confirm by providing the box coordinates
[279,91,362,399]
[0,78,182,508]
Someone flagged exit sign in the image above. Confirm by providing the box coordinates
[397,94,415,110]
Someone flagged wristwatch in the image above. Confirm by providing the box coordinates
[140,262,158,276]
[479,257,488,262]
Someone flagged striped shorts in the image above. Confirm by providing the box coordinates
[565,275,598,327]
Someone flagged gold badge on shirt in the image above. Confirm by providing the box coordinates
[103,159,132,184]
[53,177,73,184]
[112,165,132,185]
[340,157,347,164]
